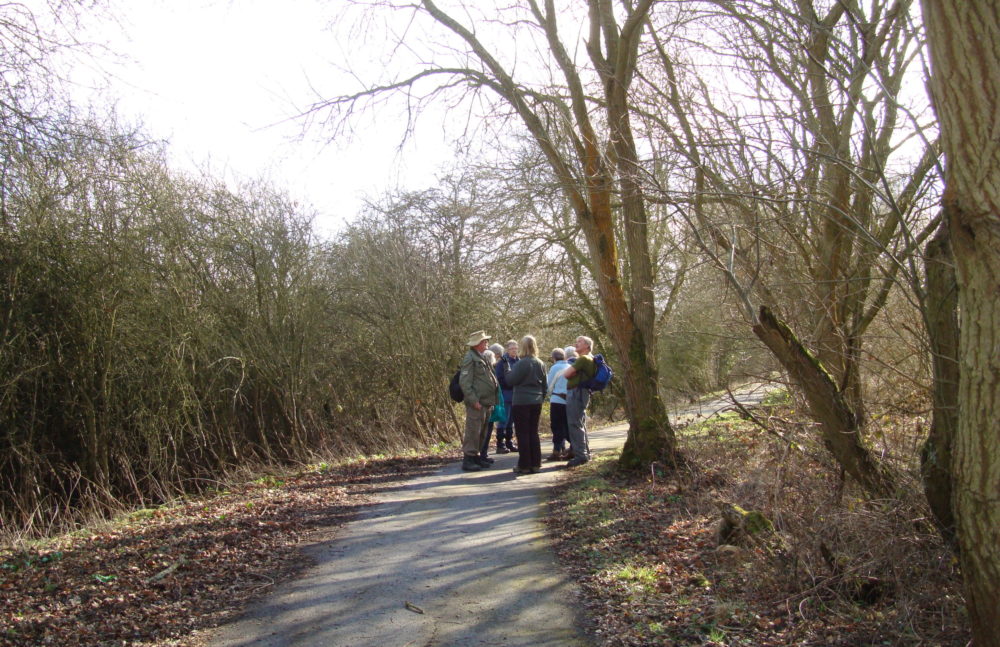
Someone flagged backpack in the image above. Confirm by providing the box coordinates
[580,354,613,392]
[449,369,464,402]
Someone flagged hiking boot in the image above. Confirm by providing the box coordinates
[566,456,589,468]
[475,456,493,468]
[462,457,483,472]
[495,446,510,454]
[506,443,519,453]
[512,466,530,475]
[544,452,562,462]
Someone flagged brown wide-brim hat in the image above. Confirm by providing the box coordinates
[466,330,491,347]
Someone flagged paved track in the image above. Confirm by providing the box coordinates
[208,386,769,647]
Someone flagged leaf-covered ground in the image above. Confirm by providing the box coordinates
[544,411,970,646]
[0,451,459,647]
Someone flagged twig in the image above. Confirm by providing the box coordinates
[726,387,800,449]
[147,557,188,582]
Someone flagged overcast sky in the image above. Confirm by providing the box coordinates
[69,0,458,237]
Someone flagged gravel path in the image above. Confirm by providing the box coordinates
[207,386,769,647]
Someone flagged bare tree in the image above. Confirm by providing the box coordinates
[637,0,937,496]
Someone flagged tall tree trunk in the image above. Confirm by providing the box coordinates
[590,0,675,467]
[579,193,675,467]
[920,220,958,546]
[920,2,1000,643]
[753,306,894,497]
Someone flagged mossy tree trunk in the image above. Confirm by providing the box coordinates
[752,306,894,497]
[920,2,1000,642]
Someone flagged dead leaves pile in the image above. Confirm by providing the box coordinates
[0,452,457,647]
[544,415,969,646]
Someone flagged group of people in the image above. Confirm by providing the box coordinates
[458,330,598,475]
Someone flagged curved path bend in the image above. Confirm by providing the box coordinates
[207,386,769,647]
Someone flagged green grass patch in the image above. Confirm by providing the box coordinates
[127,507,161,521]
[761,387,790,407]
[609,562,660,592]
[679,411,754,440]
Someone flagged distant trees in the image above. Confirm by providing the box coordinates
[321,169,523,443]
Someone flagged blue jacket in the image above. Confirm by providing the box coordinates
[547,360,570,405]
[495,353,519,399]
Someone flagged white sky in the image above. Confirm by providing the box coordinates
[68,0,459,238]
[57,1,933,239]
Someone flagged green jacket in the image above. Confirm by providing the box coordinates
[459,348,499,407]
[567,353,596,389]
[507,355,548,405]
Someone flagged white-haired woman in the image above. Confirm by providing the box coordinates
[506,335,548,474]
[545,347,571,461]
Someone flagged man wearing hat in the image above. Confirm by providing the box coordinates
[459,330,500,472]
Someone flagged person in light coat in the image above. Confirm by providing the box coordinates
[545,347,571,461]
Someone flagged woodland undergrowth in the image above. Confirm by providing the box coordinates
[544,407,968,646]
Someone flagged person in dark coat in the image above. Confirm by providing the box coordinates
[507,335,548,474]
[494,339,520,453]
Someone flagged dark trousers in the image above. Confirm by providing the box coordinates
[497,392,514,447]
[549,402,568,451]
[480,421,495,458]
[512,403,542,470]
